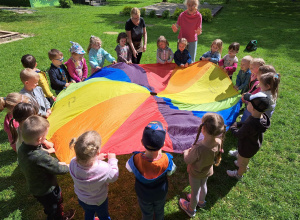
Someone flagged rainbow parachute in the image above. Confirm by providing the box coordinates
[47,61,241,163]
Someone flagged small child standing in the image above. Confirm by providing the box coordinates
[9,102,55,153]
[179,113,225,217]
[156,35,174,64]
[219,42,240,79]
[258,72,280,118]
[227,92,271,179]
[69,131,119,220]
[248,58,266,95]
[17,115,75,220]
[21,54,56,105]
[199,39,223,64]
[115,32,132,64]
[88,35,116,74]
[65,41,88,82]
[126,121,176,220]
[240,63,273,122]
[48,49,73,95]
[172,0,202,63]
[174,38,192,67]
[19,68,51,118]
[0,93,29,152]
[234,55,252,94]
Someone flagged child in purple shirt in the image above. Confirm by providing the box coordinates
[69,131,119,220]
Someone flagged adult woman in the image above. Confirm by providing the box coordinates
[125,7,147,64]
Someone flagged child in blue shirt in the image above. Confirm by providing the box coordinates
[234,55,252,94]
[87,35,116,74]
[199,39,223,64]
[126,121,176,220]
[174,38,192,67]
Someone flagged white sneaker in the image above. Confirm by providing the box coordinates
[227,170,243,180]
[229,150,238,158]
[234,160,249,170]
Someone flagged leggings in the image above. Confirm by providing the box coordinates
[189,175,208,210]
[132,52,143,64]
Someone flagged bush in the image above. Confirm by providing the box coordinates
[149,10,156,18]
[0,0,30,7]
[162,10,170,19]
[59,0,72,8]
[172,7,184,20]
[121,6,133,16]
[199,8,213,22]
[140,8,146,17]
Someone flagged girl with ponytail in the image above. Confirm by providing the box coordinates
[179,113,226,217]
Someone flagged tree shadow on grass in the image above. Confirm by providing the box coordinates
[94,0,300,63]
[0,10,44,23]
[203,0,300,61]
[106,0,142,6]
[165,132,239,219]
[0,132,239,220]
[0,150,44,219]
[94,13,182,46]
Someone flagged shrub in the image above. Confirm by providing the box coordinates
[59,0,72,8]
[172,7,184,20]
[1,0,30,7]
[162,10,170,19]
[199,8,213,22]
[121,6,133,16]
[149,10,156,18]
[140,8,146,17]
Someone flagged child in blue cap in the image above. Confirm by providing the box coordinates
[126,121,176,220]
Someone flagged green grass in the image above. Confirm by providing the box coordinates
[0,0,300,219]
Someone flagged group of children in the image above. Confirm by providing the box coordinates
[0,0,282,219]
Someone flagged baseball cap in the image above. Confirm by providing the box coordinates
[142,121,166,151]
[244,92,270,112]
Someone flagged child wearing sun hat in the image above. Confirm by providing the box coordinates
[65,41,88,82]
[126,121,176,220]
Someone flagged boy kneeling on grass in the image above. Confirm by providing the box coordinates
[126,121,176,220]
[17,115,75,220]
[227,92,271,179]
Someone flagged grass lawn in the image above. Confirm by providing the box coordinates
[0,0,299,219]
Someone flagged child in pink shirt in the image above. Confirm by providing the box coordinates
[69,131,119,220]
[172,0,202,63]
[0,93,29,152]
[219,42,240,79]
[65,41,88,82]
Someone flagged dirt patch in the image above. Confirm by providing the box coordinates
[0,7,36,14]
[103,32,119,35]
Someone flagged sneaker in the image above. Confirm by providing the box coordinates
[227,170,243,180]
[234,160,249,170]
[179,198,196,217]
[229,150,238,158]
[63,209,75,220]
[186,194,206,208]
